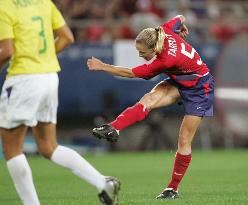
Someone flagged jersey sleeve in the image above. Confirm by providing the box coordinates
[132,59,168,80]
[0,9,14,40]
[162,16,182,33]
[51,1,66,30]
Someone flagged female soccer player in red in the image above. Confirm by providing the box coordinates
[87,15,214,199]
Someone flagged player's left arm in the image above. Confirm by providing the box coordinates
[54,25,74,54]
[0,39,13,70]
[51,1,74,54]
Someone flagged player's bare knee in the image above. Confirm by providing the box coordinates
[178,133,191,148]
[139,93,153,110]
[2,144,21,160]
[2,145,11,159]
[140,92,163,110]
[38,146,55,159]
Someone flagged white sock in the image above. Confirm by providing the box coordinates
[7,154,40,205]
[51,145,105,192]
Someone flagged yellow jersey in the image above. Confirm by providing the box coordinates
[0,0,65,77]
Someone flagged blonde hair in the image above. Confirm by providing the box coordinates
[135,26,166,54]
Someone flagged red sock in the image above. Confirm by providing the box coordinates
[110,103,149,131]
[167,152,192,191]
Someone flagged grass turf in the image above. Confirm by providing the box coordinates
[0,149,247,205]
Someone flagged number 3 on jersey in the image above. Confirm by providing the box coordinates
[32,16,47,54]
[181,43,202,65]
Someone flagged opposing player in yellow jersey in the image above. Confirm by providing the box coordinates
[0,1,120,205]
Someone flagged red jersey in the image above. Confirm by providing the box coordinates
[132,17,209,88]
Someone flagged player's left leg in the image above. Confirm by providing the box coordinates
[157,115,202,199]
[93,81,180,142]
[33,122,120,205]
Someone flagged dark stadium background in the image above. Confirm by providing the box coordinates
[0,0,247,153]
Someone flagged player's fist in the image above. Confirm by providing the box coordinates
[87,57,104,71]
[175,24,189,39]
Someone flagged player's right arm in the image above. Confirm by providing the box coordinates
[0,39,13,70]
[87,56,167,79]
[0,5,14,70]
[51,1,74,53]
[163,15,189,39]
[87,57,136,78]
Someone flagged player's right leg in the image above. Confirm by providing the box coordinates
[156,115,202,199]
[0,75,43,205]
[1,126,41,205]
[93,80,180,142]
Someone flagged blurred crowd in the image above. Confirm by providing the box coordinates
[54,0,248,43]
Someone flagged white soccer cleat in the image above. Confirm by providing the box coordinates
[98,177,121,205]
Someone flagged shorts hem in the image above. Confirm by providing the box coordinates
[0,121,36,129]
[0,119,56,129]
[184,113,213,117]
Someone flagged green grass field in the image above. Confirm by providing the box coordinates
[0,149,247,205]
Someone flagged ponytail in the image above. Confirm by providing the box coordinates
[135,26,165,54]
[154,26,165,54]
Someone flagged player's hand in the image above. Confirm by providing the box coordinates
[175,24,189,39]
[87,57,104,71]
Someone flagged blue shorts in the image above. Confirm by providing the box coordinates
[166,74,214,117]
